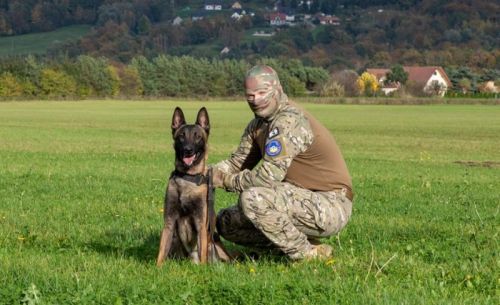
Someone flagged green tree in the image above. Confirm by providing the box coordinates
[130,56,158,96]
[70,55,119,97]
[385,64,408,85]
[137,14,151,35]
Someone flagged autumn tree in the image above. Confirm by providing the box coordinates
[0,72,23,98]
[39,69,77,98]
[356,72,379,96]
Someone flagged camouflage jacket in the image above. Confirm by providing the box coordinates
[214,101,314,192]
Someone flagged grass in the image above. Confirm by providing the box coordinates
[0,25,91,57]
[0,100,498,304]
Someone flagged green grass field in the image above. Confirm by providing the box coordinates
[0,25,91,57]
[0,100,498,304]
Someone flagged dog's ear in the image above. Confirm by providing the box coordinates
[196,107,210,135]
[171,107,186,134]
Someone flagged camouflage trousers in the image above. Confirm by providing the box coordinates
[216,182,352,260]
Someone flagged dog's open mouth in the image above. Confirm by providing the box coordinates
[182,153,199,166]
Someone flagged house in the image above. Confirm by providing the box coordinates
[252,30,275,37]
[268,12,287,26]
[204,0,222,11]
[366,66,452,96]
[318,15,340,25]
[172,16,183,26]
[231,12,243,20]
[220,46,230,55]
[231,1,242,10]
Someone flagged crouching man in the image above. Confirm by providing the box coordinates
[212,65,353,260]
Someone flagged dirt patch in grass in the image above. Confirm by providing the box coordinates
[453,160,500,168]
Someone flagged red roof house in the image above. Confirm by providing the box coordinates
[366,66,452,96]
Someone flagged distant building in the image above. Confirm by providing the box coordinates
[367,66,452,96]
[231,12,243,20]
[172,16,183,26]
[231,1,242,10]
[268,12,287,26]
[317,14,340,25]
[204,0,223,11]
[252,30,275,37]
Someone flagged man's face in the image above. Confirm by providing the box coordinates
[245,77,279,118]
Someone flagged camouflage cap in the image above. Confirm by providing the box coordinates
[245,65,281,91]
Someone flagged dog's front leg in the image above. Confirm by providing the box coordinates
[157,186,179,267]
[196,205,209,264]
[156,214,177,266]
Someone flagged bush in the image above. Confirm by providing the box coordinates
[331,70,359,97]
[39,69,77,98]
[116,65,143,97]
[0,72,23,98]
[319,80,345,97]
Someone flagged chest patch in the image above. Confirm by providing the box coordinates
[265,139,282,157]
[268,127,279,139]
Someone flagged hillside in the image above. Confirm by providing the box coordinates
[0,0,498,71]
[0,25,91,57]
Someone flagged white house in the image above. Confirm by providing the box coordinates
[172,16,183,26]
[204,0,222,10]
[367,66,452,96]
[231,1,242,10]
[231,12,243,20]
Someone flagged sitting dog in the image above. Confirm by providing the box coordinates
[156,107,231,265]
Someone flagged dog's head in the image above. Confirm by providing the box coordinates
[171,107,210,172]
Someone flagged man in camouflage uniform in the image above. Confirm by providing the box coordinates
[212,65,353,260]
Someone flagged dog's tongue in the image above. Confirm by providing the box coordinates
[183,155,196,166]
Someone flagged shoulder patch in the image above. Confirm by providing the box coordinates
[268,127,279,139]
[265,139,282,157]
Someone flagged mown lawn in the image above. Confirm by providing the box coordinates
[0,100,498,304]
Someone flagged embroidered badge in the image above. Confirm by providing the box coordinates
[268,127,279,139]
[265,139,282,157]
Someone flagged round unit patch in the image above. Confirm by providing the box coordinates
[265,139,282,157]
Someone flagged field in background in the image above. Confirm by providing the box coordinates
[0,100,498,304]
[0,25,91,57]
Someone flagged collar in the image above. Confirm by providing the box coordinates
[170,170,208,186]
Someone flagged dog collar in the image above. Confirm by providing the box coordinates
[171,170,208,186]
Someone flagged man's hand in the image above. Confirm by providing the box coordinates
[211,167,226,189]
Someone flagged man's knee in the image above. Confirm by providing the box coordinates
[239,187,275,221]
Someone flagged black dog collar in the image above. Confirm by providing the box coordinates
[170,170,208,186]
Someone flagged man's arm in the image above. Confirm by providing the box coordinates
[223,112,313,192]
[213,118,263,175]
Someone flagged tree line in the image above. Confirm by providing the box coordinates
[0,55,330,99]
[1,55,497,100]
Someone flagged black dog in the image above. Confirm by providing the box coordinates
[156,107,230,265]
